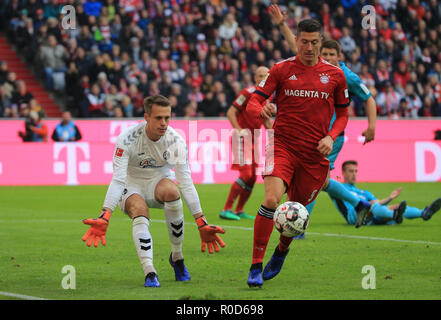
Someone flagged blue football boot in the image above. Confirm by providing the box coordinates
[169,253,191,281]
[422,198,441,221]
[262,246,289,281]
[355,200,371,228]
[144,272,160,287]
[247,264,263,288]
[293,233,305,240]
[393,201,407,224]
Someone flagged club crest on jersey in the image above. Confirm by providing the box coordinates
[163,150,170,160]
[139,158,157,168]
[319,73,330,84]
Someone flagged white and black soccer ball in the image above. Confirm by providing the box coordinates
[273,201,310,237]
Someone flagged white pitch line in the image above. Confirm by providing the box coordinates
[1,219,440,246]
[155,220,441,246]
[0,291,49,300]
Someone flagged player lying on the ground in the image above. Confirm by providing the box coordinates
[332,160,441,225]
[269,4,376,233]
[81,95,226,288]
[220,66,273,221]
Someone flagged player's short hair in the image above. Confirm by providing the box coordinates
[143,94,171,114]
[297,19,322,36]
[342,160,358,171]
[321,39,342,55]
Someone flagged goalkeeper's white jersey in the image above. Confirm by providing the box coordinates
[103,122,202,215]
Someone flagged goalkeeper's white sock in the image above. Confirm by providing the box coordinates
[132,216,156,276]
[164,198,184,262]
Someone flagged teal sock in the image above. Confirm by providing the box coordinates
[371,202,394,219]
[326,179,360,207]
[403,206,423,219]
[305,200,316,215]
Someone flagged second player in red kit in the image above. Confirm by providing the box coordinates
[220,66,273,221]
[245,19,350,287]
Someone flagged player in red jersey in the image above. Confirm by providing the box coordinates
[220,66,273,221]
[245,19,350,287]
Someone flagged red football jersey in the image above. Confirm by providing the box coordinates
[232,85,265,130]
[253,56,349,161]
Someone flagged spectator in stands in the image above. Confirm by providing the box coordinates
[197,91,222,117]
[339,26,357,58]
[83,0,102,18]
[219,13,238,40]
[402,83,422,118]
[51,111,82,142]
[418,96,435,117]
[114,106,124,118]
[28,98,46,119]
[0,61,9,84]
[11,80,34,117]
[376,81,402,116]
[121,95,133,117]
[429,74,441,116]
[0,84,12,117]
[3,71,17,98]
[18,110,48,142]
[393,61,411,89]
[1,0,441,119]
[39,35,69,91]
[86,83,106,117]
[375,59,392,86]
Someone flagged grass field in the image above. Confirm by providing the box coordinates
[0,183,440,301]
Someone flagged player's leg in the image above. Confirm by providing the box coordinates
[221,135,245,220]
[301,134,342,217]
[220,178,242,220]
[263,160,328,281]
[154,178,190,281]
[124,193,159,287]
[248,175,287,287]
[234,165,257,219]
[324,178,371,227]
[371,201,407,224]
[392,198,441,221]
[324,135,371,225]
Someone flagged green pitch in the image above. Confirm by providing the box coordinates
[0,183,440,300]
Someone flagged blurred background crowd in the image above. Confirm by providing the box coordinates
[1,0,441,120]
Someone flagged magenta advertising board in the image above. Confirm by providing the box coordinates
[1,119,441,185]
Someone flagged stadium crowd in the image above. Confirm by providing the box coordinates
[1,0,441,119]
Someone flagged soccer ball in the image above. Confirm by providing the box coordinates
[273,201,310,237]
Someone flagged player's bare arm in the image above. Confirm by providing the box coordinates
[372,187,402,205]
[362,96,377,144]
[226,106,242,130]
[269,4,297,55]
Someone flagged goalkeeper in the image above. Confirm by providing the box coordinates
[81,95,226,287]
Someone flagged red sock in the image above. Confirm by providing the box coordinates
[252,206,275,265]
[235,189,251,213]
[278,235,293,253]
[224,182,242,210]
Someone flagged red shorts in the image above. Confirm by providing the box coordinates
[263,141,329,206]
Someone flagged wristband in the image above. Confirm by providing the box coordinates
[99,209,111,222]
[195,215,208,229]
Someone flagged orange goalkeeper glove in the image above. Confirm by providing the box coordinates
[82,209,111,247]
[196,215,226,254]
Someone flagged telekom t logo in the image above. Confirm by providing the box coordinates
[53,143,90,185]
